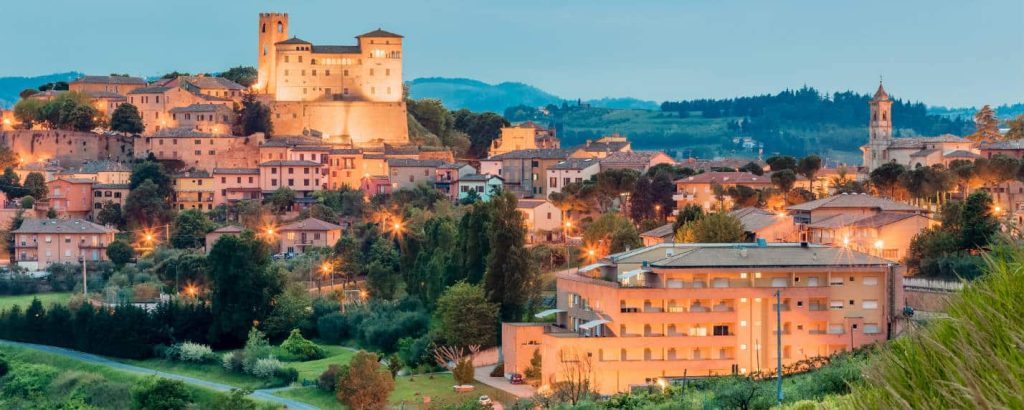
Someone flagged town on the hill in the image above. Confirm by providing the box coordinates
[0,10,1020,410]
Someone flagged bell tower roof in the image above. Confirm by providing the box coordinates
[872,81,890,102]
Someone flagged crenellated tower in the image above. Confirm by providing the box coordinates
[257,13,289,96]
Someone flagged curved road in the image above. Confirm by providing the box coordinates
[0,339,317,410]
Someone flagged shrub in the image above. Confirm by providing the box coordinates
[273,366,299,385]
[490,362,504,377]
[280,328,325,361]
[0,356,8,378]
[250,357,283,379]
[1,363,59,398]
[222,351,244,373]
[316,312,347,343]
[177,341,215,363]
[318,364,341,392]
[242,327,272,374]
[133,378,192,410]
[452,358,474,385]
[211,388,258,410]
[336,351,394,410]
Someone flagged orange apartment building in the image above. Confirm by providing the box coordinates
[13,219,118,269]
[47,178,95,218]
[173,172,216,211]
[502,242,899,394]
[213,168,262,205]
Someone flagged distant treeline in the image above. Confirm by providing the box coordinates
[660,86,973,137]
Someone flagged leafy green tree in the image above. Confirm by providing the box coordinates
[583,213,642,254]
[22,172,46,199]
[681,212,747,243]
[170,210,213,249]
[45,208,57,218]
[237,92,273,136]
[673,204,705,234]
[125,179,173,228]
[132,378,192,410]
[65,104,98,131]
[207,232,282,346]
[336,351,394,410]
[628,176,653,222]
[409,216,459,305]
[18,196,33,209]
[266,187,295,214]
[218,66,257,87]
[96,201,124,228]
[960,191,998,250]
[433,282,499,347]
[365,237,401,300]
[4,209,25,256]
[106,240,135,266]
[766,155,797,172]
[407,99,453,140]
[712,376,772,410]
[770,169,797,202]
[18,88,38,99]
[726,185,761,209]
[263,284,314,341]
[211,388,258,410]
[596,169,639,211]
[110,103,144,134]
[457,203,491,284]
[869,162,906,198]
[797,155,822,193]
[1005,114,1024,140]
[12,98,44,127]
[739,162,764,175]
[485,191,538,321]
[130,161,173,197]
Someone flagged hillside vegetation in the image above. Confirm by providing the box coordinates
[0,72,81,108]
[837,243,1024,409]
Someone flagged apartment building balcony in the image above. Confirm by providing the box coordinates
[672,192,696,201]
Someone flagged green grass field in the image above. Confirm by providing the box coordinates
[276,372,510,409]
[123,357,270,390]
[0,292,72,311]
[0,344,276,409]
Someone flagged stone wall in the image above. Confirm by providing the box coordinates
[270,101,409,146]
[0,130,133,163]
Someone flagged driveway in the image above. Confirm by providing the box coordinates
[0,339,318,410]
[474,365,536,399]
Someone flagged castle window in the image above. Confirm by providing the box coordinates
[298,56,303,63]
[277,21,283,33]
[301,70,305,76]
[386,69,390,76]
[311,59,317,65]
[325,70,330,76]
[263,46,267,56]
[262,23,266,33]
[344,88,349,95]
[882,112,887,121]
[343,69,349,76]
[285,56,289,63]
[312,70,316,76]
[284,70,289,76]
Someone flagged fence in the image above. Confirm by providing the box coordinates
[903,277,964,293]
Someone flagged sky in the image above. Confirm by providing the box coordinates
[0,0,1020,107]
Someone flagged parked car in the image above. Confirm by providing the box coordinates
[478,395,492,406]
[509,373,525,384]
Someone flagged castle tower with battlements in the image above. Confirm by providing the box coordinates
[256,12,409,146]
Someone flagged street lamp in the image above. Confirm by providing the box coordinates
[563,219,573,272]
[321,262,333,292]
[184,284,198,298]
[874,240,884,257]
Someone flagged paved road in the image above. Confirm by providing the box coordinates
[474,365,536,398]
[0,339,318,410]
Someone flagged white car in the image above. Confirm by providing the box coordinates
[478,395,493,406]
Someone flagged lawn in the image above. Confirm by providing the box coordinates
[276,372,511,409]
[0,292,72,311]
[0,344,277,409]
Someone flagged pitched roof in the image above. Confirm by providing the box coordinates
[437,162,470,169]
[787,194,924,213]
[72,75,146,85]
[600,151,669,167]
[151,127,229,138]
[909,148,941,157]
[386,158,445,168]
[550,157,600,170]
[213,168,260,175]
[92,183,130,189]
[312,45,361,54]
[52,177,96,185]
[211,225,245,234]
[516,199,552,209]
[384,144,420,156]
[184,76,245,91]
[640,223,674,239]
[459,174,502,182]
[278,217,343,232]
[676,171,771,185]
[357,28,403,38]
[169,104,231,113]
[488,149,570,160]
[888,135,971,148]
[13,218,116,234]
[944,150,981,159]
[577,140,630,153]
[730,207,785,232]
[276,37,312,45]
[652,244,892,268]
[66,160,130,174]
[128,86,171,95]
[848,212,923,228]
[259,160,322,167]
[982,140,1024,150]
[81,90,127,100]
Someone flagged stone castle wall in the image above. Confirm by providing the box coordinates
[271,101,409,146]
[0,130,133,163]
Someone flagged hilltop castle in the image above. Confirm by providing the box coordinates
[256,13,409,146]
[861,82,976,171]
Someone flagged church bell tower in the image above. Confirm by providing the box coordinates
[257,13,289,96]
[864,81,893,170]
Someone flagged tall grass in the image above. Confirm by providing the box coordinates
[839,243,1024,409]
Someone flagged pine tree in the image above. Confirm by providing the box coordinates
[969,105,1001,143]
[484,191,538,321]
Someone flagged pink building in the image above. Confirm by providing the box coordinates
[47,178,95,218]
[276,218,343,255]
[13,219,117,269]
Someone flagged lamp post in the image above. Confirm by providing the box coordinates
[563,219,572,273]
[775,288,783,405]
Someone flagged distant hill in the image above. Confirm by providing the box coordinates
[928,103,1024,121]
[0,72,82,108]
[406,77,658,113]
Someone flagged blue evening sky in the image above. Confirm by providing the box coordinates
[0,0,1020,107]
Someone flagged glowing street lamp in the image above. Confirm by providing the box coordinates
[842,236,850,247]
[184,284,198,298]
[874,240,884,256]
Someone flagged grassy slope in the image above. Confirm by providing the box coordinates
[0,345,276,409]
[838,245,1024,409]
[0,293,72,311]
[276,373,511,409]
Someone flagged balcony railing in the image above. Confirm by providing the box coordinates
[808,304,827,311]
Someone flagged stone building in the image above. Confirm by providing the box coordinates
[861,83,976,171]
[256,13,409,145]
[490,122,560,157]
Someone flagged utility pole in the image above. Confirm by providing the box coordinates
[775,288,783,405]
[81,257,87,300]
